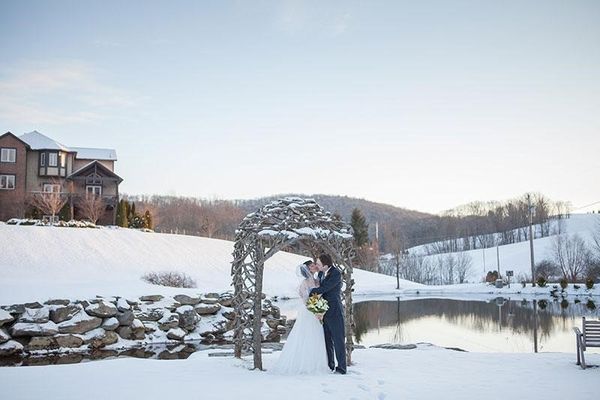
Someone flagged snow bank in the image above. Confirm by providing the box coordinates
[0,225,421,305]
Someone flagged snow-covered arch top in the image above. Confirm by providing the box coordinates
[231,197,356,370]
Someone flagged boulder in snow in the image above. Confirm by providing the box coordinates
[10,321,59,337]
[0,340,24,356]
[0,328,10,344]
[174,294,201,305]
[55,334,84,348]
[101,317,119,331]
[57,310,102,334]
[27,336,58,350]
[140,295,163,302]
[50,304,81,323]
[176,305,198,331]
[85,300,118,318]
[195,303,221,315]
[0,309,14,326]
[167,327,187,341]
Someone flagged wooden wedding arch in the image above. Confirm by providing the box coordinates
[231,197,356,370]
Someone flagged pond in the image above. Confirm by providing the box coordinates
[352,296,600,354]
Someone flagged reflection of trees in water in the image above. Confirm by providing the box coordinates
[353,298,600,344]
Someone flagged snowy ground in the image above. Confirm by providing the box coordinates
[407,214,600,283]
[0,345,597,400]
[0,224,421,305]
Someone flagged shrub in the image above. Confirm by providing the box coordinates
[538,299,548,310]
[586,300,596,310]
[141,271,197,288]
[560,299,569,309]
[559,278,568,290]
[574,284,581,290]
[586,277,594,290]
[537,276,547,287]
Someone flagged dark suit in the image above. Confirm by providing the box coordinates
[310,266,347,374]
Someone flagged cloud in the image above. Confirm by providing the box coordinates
[274,1,352,36]
[0,60,142,125]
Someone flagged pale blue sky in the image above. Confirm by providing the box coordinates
[1,0,599,213]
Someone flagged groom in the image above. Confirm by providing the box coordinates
[309,254,347,374]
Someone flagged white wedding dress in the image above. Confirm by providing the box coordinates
[269,274,330,375]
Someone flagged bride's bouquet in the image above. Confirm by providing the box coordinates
[306,293,329,324]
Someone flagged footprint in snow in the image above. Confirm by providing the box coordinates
[357,384,370,392]
[377,392,387,400]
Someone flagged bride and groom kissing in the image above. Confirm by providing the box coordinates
[270,254,347,375]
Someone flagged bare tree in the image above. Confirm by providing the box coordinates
[552,234,591,281]
[77,194,106,224]
[29,185,68,222]
[455,252,473,283]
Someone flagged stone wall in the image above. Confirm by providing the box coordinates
[0,292,287,357]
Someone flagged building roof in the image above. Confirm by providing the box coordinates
[70,147,117,161]
[0,132,31,148]
[18,131,117,161]
[68,160,123,183]
[19,131,71,151]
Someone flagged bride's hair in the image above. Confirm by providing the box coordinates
[298,261,313,279]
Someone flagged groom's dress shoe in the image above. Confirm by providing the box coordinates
[334,368,346,375]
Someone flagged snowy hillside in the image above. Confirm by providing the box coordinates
[410,214,600,282]
[0,224,420,305]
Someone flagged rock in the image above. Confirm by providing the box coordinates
[101,317,119,331]
[0,309,14,326]
[116,326,133,340]
[55,334,84,348]
[1,304,25,314]
[167,327,187,340]
[264,330,280,342]
[195,303,221,315]
[116,298,131,312]
[44,299,71,306]
[116,310,135,326]
[158,312,179,331]
[0,340,24,356]
[222,311,236,321]
[140,295,163,302]
[205,292,220,299]
[200,297,220,305]
[176,306,199,331]
[125,298,139,306]
[271,306,281,319]
[18,307,50,323]
[57,310,102,334]
[266,318,282,329]
[143,322,157,334]
[89,331,118,349]
[50,305,81,323]
[27,336,58,350]
[0,328,10,344]
[10,321,59,337]
[218,295,233,307]
[85,300,118,318]
[369,343,417,350]
[135,309,164,322]
[75,300,90,308]
[174,294,201,305]
[276,325,287,334]
[131,319,146,340]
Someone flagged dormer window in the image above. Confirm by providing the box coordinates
[48,152,58,167]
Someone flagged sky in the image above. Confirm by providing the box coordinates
[1,0,599,214]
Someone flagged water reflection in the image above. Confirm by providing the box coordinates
[353,297,600,353]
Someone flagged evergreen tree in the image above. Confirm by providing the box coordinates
[351,208,369,247]
[144,210,153,230]
[128,202,136,226]
[116,199,129,227]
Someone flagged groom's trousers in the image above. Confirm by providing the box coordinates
[323,312,347,373]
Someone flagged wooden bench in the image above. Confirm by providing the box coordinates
[573,317,600,369]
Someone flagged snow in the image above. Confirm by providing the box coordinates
[0,345,597,400]
[408,214,600,283]
[19,131,70,151]
[0,224,420,305]
[69,146,117,161]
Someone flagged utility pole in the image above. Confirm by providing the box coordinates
[496,245,500,277]
[527,194,536,286]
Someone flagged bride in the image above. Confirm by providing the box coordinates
[269,260,330,375]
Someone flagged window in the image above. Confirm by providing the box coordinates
[43,184,61,193]
[86,173,102,185]
[86,185,102,197]
[48,153,58,167]
[0,175,15,190]
[1,148,16,163]
[60,153,66,167]
[40,153,46,166]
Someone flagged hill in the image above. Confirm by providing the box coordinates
[0,224,421,305]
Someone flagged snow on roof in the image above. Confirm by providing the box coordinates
[70,147,117,161]
[18,131,117,160]
[19,131,70,151]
